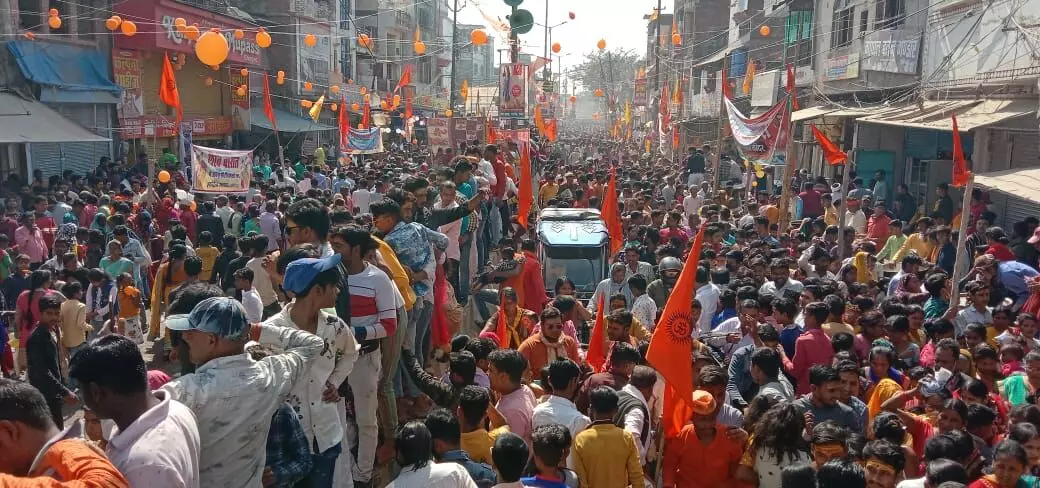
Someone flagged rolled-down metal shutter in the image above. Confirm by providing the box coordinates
[1011,132,1040,169]
[31,103,112,179]
[1003,194,1035,228]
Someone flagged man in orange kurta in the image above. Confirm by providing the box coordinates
[662,390,745,488]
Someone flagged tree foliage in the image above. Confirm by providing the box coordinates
[568,48,644,98]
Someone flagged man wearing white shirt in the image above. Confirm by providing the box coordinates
[617,366,657,471]
[629,275,657,333]
[758,258,805,297]
[705,299,759,360]
[682,187,701,219]
[694,266,720,335]
[234,268,264,324]
[69,335,201,488]
[844,200,868,234]
[352,180,373,214]
[532,358,589,468]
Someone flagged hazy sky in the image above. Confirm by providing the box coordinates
[455,0,661,74]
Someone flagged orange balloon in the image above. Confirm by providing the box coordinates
[256,29,272,48]
[414,41,426,55]
[330,85,340,94]
[445,109,454,117]
[277,70,285,78]
[48,8,58,16]
[551,42,561,53]
[304,33,317,47]
[48,16,61,29]
[759,25,771,36]
[205,77,214,86]
[470,29,488,45]
[597,39,606,50]
[594,88,604,97]
[236,85,246,96]
[304,81,313,91]
[239,68,248,76]
[157,170,171,183]
[234,29,244,39]
[351,103,360,111]
[185,25,200,41]
[195,31,230,66]
[121,20,137,36]
[358,33,371,48]
[671,32,681,46]
[174,17,186,27]
[105,16,121,31]
[301,99,312,108]
[569,95,577,102]
[330,103,338,111]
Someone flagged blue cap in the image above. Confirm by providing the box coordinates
[165,296,250,340]
[282,254,342,295]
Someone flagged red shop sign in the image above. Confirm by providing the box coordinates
[114,0,264,67]
[121,116,233,139]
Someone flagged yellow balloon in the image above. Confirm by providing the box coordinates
[157,170,171,183]
[195,31,230,66]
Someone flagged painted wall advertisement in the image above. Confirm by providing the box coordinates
[861,30,922,75]
[427,117,451,151]
[633,77,648,106]
[229,67,251,131]
[113,50,143,122]
[499,63,529,119]
[191,145,252,193]
[825,53,860,81]
[297,24,332,95]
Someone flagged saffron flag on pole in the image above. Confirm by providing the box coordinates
[786,63,799,110]
[951,115,973,188]
[600,167,624,256]
[395,65,412,94]
[586,295,607,373]
[262,73,278,132]
[159,53,183,130]
[721,68,732,99]
[811,124,848,165]
[516,143,533,228]
[361,98,371,129]
[647,224,707,438]
[338,94,349,147]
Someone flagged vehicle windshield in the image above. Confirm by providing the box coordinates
[543,246,603,294]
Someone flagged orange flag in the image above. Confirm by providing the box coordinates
[159,53,183,129]
[485,117,496,143]
[600,168,624,256]
[672,126,680,148]
[786,63,799,110]
[361,98,371,129]
[587,295,607,372]
[951,115,973,188]
[262,73,277,132]
[811,124,848,166]
[395,65,412,94]
[546,119,557,142]
[338,94,349,147]
[721,68,732,99]
[517,144,533,228]
[647,224,707,438]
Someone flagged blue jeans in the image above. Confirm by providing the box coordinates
[304,441,341,488]
[396,299,432,397]
[458,233,473,303]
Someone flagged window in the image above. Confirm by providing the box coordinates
[875,0,906,29]
[19,0,41,31]
[860,10,869,36]
[832,1,854,48]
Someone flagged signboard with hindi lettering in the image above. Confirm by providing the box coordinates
[499,63,529,119]
[861,29,922,75]
[191,145,252,193]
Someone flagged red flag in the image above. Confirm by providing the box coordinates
[660,85,671,127]
[159,53,183,129]
[721,68,732,99]
[395,65,412,94]
[517,144,533,228]
[361,98,371,129]
[647,224,707,438]
[951,115,973,188]
[587,295,607,372]
[810,124,848,166]
[338,94,349,148]
[786,63,799,111]
[600,168,624,256]
[262,73,278,133]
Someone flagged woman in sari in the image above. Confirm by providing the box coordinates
[99,240,138,289]
[895,273,929,304]
[149,244,188,357]
[13,269,56,371]
[865,343,909,426]
[481,287,535,350]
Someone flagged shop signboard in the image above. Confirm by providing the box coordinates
[861,30,922,75]
[297,24,332,95]
[229,67,251,130]
[499,63,529,119]
[825,53,860,81]
[122,116,232,139]
[113,50,144,122]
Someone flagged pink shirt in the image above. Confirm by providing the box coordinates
[497,385,536,444]
[14,225,47,263]
[783,328,835,395]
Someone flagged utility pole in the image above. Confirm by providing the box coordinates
[653,0,662,94]
[447,0,467,110]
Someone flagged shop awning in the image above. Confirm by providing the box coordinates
[791,105,882,122]
[6,41,120,104]
[251,107,336,132]
[856,99,1033,131]
[974,167,1040,203]
[0,92,110,143]
[692,49,728,68]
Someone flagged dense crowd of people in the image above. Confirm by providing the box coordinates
[2,132,1040,488]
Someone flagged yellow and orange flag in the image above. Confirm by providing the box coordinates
[600,168,624,256]
[587,295,607,372]
[517,144,533,228]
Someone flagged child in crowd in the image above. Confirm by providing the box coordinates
[235,267,263,324]
[521,424,577,488]
[115,272,143,344]
[196,231,219,282]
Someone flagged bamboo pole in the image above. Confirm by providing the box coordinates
[949,177,975,304]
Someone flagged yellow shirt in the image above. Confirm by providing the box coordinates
[824,206,839,226]
[460,426,509,465]
[374,236,417,311]
[572,423,645,488]
[314,146,326,166]
[822,321,855,339]
[196,245,219,282]
[892,232,934,264]
[59,299,88,348]
[538,183,559,206]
